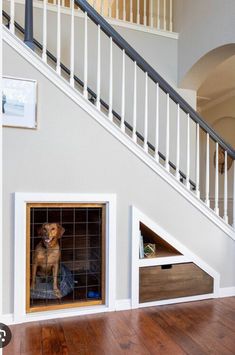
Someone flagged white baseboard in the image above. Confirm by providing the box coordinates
[115,299,131,311]
[0,313,14,325]
[219,287,235,298]
[1,289,235,325]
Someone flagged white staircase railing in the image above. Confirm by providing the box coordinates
[3,0,235,230]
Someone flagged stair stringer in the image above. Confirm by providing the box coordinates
[131,206,220,309]
[3,25,235,241]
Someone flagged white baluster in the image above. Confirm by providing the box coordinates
[163,0,166,31]
[196,123,200,198]
[165,93,170,171]
[53,0,56,5]
[108,0,112,17]
[56,0,61,75]
[116,0,119,19]
[123,0,126,21]
[10,0,15,33]
[205,133,210,207]
[42,0,47,62]
[157,0,160,29]
[93,0,97,10]
[214,142,219,215]
[155,83,159,162]
[150,0,153,27]
[169,0,173,31]
[96,25,101,110]
[83,12,88,99]
[108,37,113,119]
[137,0,140,24]
[62,0,65,7]
[132,62,137,142]
[70,0,75,87]
[144,0,147,25]
[101,0,104,16]
[186,114,190,189]
[121,50,126,131]
[144,73,148,152]
[130,0,133,22]
[176,104,180,180]
[224,151,228,223]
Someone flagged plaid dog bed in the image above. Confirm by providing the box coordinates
[30,264,74,299]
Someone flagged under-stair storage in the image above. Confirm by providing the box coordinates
[138,222,214,304]
[132,209,218,308]
[139,263,214,303]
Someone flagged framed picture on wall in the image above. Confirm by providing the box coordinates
[2,76,37,129]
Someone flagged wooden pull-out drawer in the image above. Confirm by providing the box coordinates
[139,263,213,303]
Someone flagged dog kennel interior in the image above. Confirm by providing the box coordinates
[27,203,105,312]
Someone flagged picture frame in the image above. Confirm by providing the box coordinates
[2,76,37,129]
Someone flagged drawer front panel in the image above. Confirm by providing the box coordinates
[139,263,214,303]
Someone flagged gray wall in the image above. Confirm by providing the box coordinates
[174,0,235,88]
[2,42,235,315]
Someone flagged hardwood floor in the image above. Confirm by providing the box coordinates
[4,297,235,355]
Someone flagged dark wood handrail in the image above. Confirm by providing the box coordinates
[74,0,235,160]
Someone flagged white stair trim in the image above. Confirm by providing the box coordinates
[3,26,235,241]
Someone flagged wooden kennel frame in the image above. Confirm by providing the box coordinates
[26,203,106,313]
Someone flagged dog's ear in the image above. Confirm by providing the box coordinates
[57,224,65,238]
[37,224,45,236]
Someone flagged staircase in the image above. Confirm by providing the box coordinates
[3,0,235,232]
[2,0,235,321]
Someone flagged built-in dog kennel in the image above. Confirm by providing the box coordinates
[26,203,105,312]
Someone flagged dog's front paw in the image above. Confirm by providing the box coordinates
[54,288,62,299]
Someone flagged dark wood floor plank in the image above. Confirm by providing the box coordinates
[177,300,235,353]
[3,324,23,355]
[41,320,65,355]
[60,317,92,355]
[86,313,123,354]
[3,297,235,355]
[160,303,234,355]
[20,322,42,355]
[122,308,187,355]
[147,307,208,355]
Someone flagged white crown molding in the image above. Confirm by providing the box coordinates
[3,26,235,241]
[200,89,235,112]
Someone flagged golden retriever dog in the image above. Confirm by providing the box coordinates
[31,223,65,298]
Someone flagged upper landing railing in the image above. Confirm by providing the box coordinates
[36,0,174,32]
[3,0,235,229]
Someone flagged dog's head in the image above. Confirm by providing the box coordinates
[38,223,65,248]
